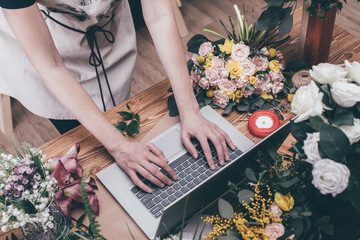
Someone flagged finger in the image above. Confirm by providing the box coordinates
[146,142,169,163]
[142,160,173,186]
[198,137,215,170]
[214,127,230,161]
[137,163,167,188]
[149,154,178,181]
[224,132,236,151]
[209,134,225,165]
[127,170,153,193]
[181,133,198,159]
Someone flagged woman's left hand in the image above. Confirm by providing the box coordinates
[179,111,236,170]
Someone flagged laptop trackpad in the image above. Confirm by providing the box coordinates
[153,128,184,159]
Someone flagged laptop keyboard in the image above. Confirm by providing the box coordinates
[130,144,243,218]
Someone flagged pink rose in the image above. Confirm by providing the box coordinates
[252,56,269,72]
[254,80,268,94]
[198,42,214,56]
[198,77,210,90]
[271,82,284,94]
[241,60,256,76]
[243,90,253,98]
[213,90,229,108]
[237,76,249,88]
[191,54,199,65]
[265,223,285,240]
[232,79,241,88]
[218,80,237,92]
[269,202,283,218]
[230,42,250,61]
[261,47,269,56]
[220,69,229,78]
[211,56,225,69]
[269,71,284,82]
[286,234,295,240]
[205,68,220,86]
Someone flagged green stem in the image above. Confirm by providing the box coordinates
[203,29,229,41]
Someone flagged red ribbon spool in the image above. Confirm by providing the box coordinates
[248,110,280,138]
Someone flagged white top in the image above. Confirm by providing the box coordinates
[0,0,137,119]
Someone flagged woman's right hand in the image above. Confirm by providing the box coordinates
[109,141,178,193]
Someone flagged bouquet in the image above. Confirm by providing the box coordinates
[0,143,58,233]
[183,5,291,115]
[290,60,360,213]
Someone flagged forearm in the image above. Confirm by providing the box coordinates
[141,0,199,120]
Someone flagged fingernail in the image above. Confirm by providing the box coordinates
[211,165,216,170]
[167,181,173,185]
[193,153,198,159]
[225,156,230,161]
[173,175,178,180]
[160,183,165,188]
[148,188,153,193]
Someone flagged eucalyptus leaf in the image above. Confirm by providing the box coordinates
[245,168,257,182]
[118,111,133,120]
[226,229,240,236]
[237,101,250,112]
[223,101,237,115]
[217,236,240,240]
[115,122,127,132]
[237,189,255,204]
[204,97,213,105]
[278,7,293,39]
[218,198,234,219]
[126,120,140,135]
[280,176,300,188]
[319,123,350,161]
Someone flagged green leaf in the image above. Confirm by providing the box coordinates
[236,101,250,112]
[187,34,210,54]
[126,104,131,110]
[17,199,37,214]
[217,236,240,240]
[117,111,133,120]
[256,6,281,31]
[245,168,257,182]
[115,122,127,132]
[292,218,303,238]
[167,94,179,117]
[331,111,354,126]
[348,162,360,213]
[308,116,324,131]
[266,0,284,7]
[126,120,140,135]
[218,198,234,219]
[290,120,315,142]
[223,101,237,115]
[278,7,293,39]
[134,113,140,122]
[319,123,350,161]
[77,213,87,228]
[237,189,255,204]
[11,233,18,240]
[280,176,300,188]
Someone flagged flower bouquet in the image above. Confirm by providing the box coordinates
[167,5,293,116]
[290,60,360,213]
[0,143,66,238]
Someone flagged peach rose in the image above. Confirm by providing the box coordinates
[198,42,214,56]
[230,42,250,62]
[252,56,269,72]
[265,223,285,240]
[213,90,229,108]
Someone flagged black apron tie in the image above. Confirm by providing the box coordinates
[41,10,116,111]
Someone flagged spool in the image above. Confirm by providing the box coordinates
[248,110,280,138]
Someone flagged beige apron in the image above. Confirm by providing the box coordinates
[0,0,137,119]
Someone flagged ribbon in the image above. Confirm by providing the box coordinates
[41,10,116,111]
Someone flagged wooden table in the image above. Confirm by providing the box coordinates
[4,8,360,240]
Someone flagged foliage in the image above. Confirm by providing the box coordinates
[115,104,141,135]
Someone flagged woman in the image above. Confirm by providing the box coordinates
[0,0,234,193]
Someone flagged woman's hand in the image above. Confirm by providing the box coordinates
[180,111,236,170]
[108,141,178,193]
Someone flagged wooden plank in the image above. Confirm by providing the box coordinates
[0,94,13,134]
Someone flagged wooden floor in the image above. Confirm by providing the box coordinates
[1,0,360,153]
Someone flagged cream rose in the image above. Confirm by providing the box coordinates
[265,223,285,240]
[303,132,322,164]
[310,63,347,84]
[252,56,269,72]
[269,202,283,218]
[198,42,214,57]
[339,118,360,145]
[218,80,237,92]
[291,81,324,123]
[331,80,360,107]
[213,90,229,108]
[312,159,350,197]
[230,42,250,62]
[205,68,220,86]
[345,60,360,84]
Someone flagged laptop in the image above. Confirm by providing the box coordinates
[97,106,285,239]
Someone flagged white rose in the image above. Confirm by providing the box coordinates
[265,223,285,240]
[291,81,324,123]
[331,81,360,107]
[303,132,321,164]
[309,63,347,84]
[345,60,360,84]
[312,159,350,197]
[339,118,360,144]
[268,202,283,218]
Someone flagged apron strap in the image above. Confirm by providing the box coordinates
[41,10,116,112]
